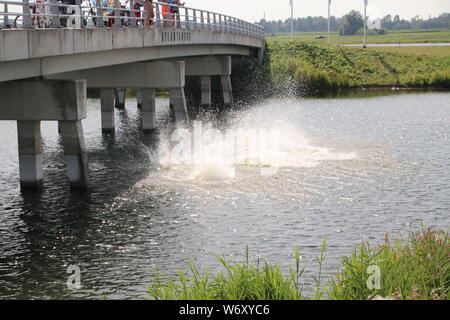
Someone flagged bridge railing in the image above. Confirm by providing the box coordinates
[0,0,264,39]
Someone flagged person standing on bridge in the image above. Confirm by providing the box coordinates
[143,0,154,28]
[161,0,170,28]
[102,0,115,27]
[170,0,185,28]
[133,0,144,26]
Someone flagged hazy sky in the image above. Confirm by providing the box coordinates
[187,0,450,22]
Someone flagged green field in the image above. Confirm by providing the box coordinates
[266,29,450,45]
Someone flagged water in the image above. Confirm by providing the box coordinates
[0,92,449,299]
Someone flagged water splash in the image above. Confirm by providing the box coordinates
[154,99,357,182]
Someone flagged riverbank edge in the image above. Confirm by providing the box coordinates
[147,227,449,301]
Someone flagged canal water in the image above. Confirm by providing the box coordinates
[0,91,449,299]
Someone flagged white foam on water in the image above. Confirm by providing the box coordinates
[154,99,358,182]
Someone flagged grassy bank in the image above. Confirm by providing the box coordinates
[268,41,450,95]
[148,227,449,300]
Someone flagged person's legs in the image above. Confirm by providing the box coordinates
[170,9,176,28]
[144,2,152,28]
[162,5,168,27]
[134,5,142,26]
[149,5,154,26]
[108,13,113,27]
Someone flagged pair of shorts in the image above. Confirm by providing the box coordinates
[162,5,169,19]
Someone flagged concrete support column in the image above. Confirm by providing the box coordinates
[201,76,212,106]
[169,88,189,124]
[221,75,234,105]
[115,88,126,109]
[141,88,157,132]
[100,88,115,133]
[137,89,142,109]
[17,121,43,189]
[59,121,90,189]
[1,79,88,190]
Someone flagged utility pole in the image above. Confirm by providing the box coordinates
[363,0,368,48]
[328,0,331,45]
[290,0,294,41]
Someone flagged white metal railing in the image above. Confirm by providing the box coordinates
[0,0,264,39]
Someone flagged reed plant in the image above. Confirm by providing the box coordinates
[329,227,449,300]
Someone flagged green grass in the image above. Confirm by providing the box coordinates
[147,227,449,300]
[267,41,450,94]
[148,247,312,300]
[330,227,449,300]
[266,29,450,45]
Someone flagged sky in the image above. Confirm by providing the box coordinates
[186,0,450,23]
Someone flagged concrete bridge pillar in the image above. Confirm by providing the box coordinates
[100,88,115,133]
[170,88,189,124]
[17,121,43,189]
[59,121,90,189]
[201,76,212,106]
[141,88,157,132]
[0,79,89,189]
[115,88,126,109]
[221,75,234,105]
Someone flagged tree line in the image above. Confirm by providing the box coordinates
[258,12,450,35]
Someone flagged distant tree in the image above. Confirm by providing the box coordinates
[257,11,449,35]
[340,10,364,35]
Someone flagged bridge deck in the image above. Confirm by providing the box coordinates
[0,28,264,82]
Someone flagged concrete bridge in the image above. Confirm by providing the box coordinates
[0,0,265,189]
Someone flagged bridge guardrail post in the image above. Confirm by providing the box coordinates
[95,0,104,27]
[113,0,120,27]
[184,7,189,29]
[200,11,204,30]
[22,0,33,28]
[192,9,197,30]
[3,3,9,27]
[50,0,61,27]
[75,0,84,29]
[129,0,137,27]
[155,3,161,28]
